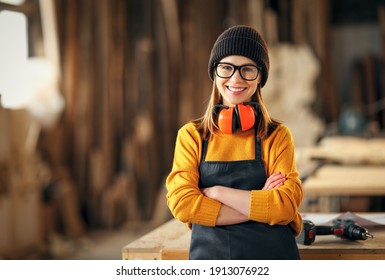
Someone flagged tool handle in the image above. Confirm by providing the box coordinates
[315,225,334,235]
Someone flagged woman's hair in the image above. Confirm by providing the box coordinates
[192,76,280,140]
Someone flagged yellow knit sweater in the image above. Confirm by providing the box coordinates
[166,122,303,235]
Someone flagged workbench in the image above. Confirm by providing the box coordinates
[122,213,385,260]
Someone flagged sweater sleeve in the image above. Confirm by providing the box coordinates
[248,125,303,235]
[166,123,222,226]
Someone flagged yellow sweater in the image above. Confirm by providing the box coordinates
[166,122,303,235]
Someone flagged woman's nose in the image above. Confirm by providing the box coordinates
[230,69,243,81]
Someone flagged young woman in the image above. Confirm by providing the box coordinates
[166,25,303,260]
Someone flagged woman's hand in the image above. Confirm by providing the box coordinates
[262,172,286,190]
[201,186,220,200]
[201,186,251,217]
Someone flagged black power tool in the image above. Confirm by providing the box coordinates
[296,218,374,245]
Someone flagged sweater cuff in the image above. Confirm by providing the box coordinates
[195,197,221,226]
[249,190,269,222]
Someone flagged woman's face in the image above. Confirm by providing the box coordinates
[215,55,261,107]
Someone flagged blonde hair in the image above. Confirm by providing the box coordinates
[192,76,280,140]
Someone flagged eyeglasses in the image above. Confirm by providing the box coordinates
[214,62,260,81]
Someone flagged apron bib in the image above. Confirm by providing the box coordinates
[189,137,300,260]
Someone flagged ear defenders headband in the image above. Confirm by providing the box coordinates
[215,102,257,134]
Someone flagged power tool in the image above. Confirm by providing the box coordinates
[296,218,374,245]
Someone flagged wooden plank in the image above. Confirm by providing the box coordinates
[247,0,264,33]
[311,0,339,122]
[0,106,10,218]
[291,0,305,44]
[158,0,182,169]
[60,0,78,125]
[378,5,385,128]
[264,8,279,45]
[0,195,12,255]
[161,249,189,260]
[303,165,385,196]
[55,169,86,237]
[362,53,379,127]
[122,218,190,260]
[39,0,61,76]
[300,136,385,165]
[0,163,8,195]
[278,0,291,42]
[12,190,42,250]
[307,0,328,60]
[0,107,9,164]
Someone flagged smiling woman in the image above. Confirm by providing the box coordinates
[166,25,303,260]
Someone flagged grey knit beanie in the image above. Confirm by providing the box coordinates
[208,25,269,87]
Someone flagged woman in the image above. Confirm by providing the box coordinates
[166,25,303,260]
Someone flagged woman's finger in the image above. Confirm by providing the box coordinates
[263,172,286,190]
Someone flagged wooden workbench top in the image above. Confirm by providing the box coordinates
[122,218,190,260]
[122,213,385,260]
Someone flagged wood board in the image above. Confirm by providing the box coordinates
[303,165,385,196]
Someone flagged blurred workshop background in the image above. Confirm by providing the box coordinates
[1,0,385,260]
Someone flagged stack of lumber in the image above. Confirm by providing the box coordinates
[297,135,385,212]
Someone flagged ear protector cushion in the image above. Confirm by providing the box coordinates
[237,104,255,131]
[216,103,256,134]
[217,106,234,134]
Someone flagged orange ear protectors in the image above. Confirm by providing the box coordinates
[215,103,257,134]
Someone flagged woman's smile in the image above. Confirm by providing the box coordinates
[226,86,247,93]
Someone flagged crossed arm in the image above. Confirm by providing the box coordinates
[201,172,286,225]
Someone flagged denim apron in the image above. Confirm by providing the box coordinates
[189,137,300,260]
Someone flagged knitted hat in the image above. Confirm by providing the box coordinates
[208,25,269,87]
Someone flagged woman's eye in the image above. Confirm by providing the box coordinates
[242,67,255,73]
[221,65,233,71]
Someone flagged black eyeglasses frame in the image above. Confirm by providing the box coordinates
[214,62,261,81]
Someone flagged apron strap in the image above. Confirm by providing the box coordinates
[201,140,208,162]
[255,137,263,163]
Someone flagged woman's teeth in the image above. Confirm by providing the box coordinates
[227,86,245,92]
